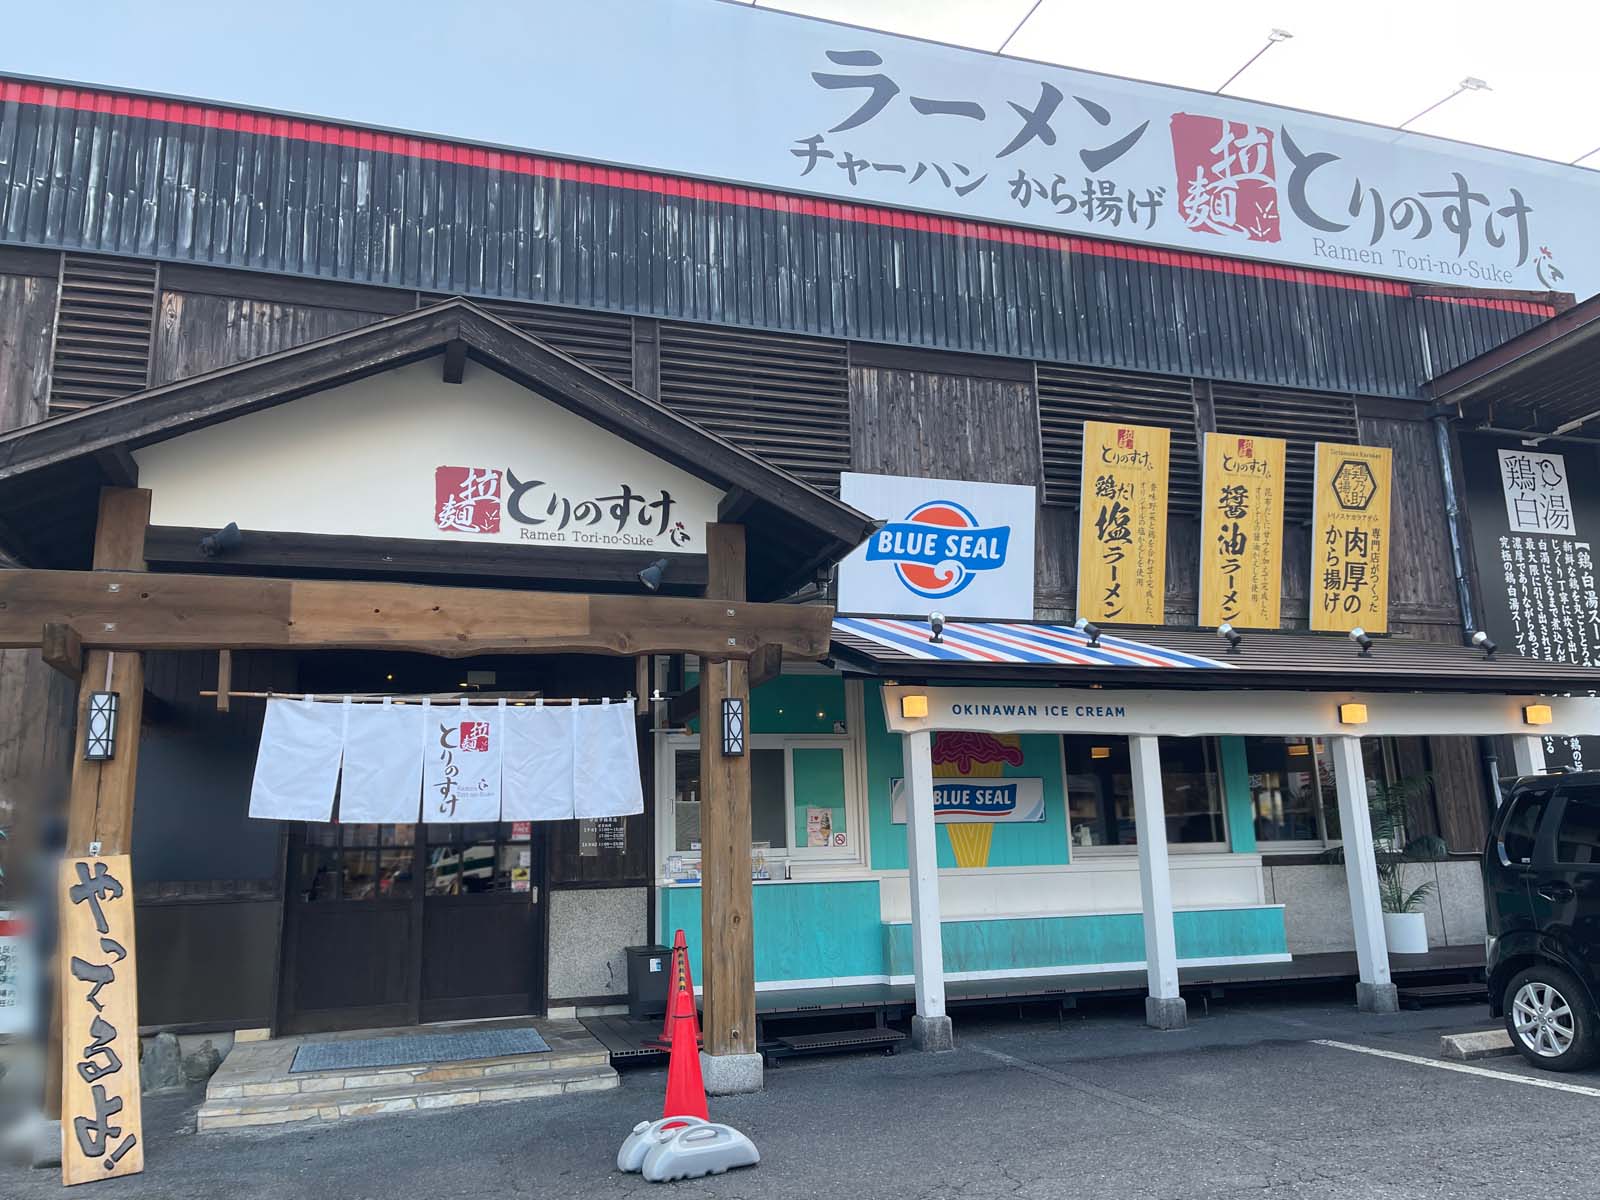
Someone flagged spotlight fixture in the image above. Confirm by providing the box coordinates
[1074,617,1102,648]
[1217,622,1243,653]
[637,557,670,592]
[1471,630,1498,660]
[1349,627,1374,656]
[198,521,242,557]
[929,611,946,644]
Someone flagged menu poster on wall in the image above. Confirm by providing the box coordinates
[1198,433,1286,630]
[1076,421,1171,625]
[1309,443,1392,634]
[59,855,143,1184]
[0,910,34,1036]
[1465,435,1600,771]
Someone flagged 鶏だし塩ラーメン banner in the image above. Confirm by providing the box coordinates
[17,0,1600,294]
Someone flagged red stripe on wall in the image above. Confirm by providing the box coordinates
[0,78,1556,316]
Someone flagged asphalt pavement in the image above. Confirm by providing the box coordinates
[5,990,1595,1199]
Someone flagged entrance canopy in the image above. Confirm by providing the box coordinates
[832,615,1600,694]
[1426,292,1600,437]
[0,298,874,601]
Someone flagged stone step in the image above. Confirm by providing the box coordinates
[197,1061,619,1132]
[207,1047,612,1100]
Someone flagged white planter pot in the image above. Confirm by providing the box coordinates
[1383,911,1430,955]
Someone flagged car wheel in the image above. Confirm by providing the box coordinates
[1504,964,1599,1072]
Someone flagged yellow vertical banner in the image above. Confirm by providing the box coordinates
[1076,420,1170,625]
[1310,442,1393,633]
[1198,432,1286,629]
[59,854,144,1186]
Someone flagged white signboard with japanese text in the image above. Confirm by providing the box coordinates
[0,910,34,1036]
[1468,436,1600,772]
[13,1,1600,294]
[1499,448,1576,536]
[837,473,1037,620]
[134,360,723,554]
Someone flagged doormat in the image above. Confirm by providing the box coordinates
[290,1028,551,1073]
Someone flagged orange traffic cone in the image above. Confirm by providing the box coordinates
[661,937,709,1124]
[650,930,700,1049]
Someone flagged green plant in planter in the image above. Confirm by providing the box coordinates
[1369,775,1444,914]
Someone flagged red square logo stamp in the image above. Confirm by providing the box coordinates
[1170,113,1281,244]
[1236,437,1255,458]
[1117,428,1136,450]
[435,466,502,534]
[458,721,491,753]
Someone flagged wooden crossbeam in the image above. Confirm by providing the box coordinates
[40,621,83,679]
[0,569,833,660]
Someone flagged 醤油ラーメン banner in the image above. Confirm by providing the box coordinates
[1199,433,1285,630]
[1463,434,1600,770]
[1310,443,1392,634]
[1077,421,1170,626]
[837,473,1037,619]
[21,0,1600,294]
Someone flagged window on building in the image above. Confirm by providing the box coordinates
[1063,736,1226,849]
[1243,737,1395,850]
[660,734,858,879]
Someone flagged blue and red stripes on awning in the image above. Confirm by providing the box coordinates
[831,616,1234,670]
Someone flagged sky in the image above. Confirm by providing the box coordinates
[755,0,1599,165]
[0,0,1592,169]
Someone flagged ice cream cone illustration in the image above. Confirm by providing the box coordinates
[932,732,1024,868]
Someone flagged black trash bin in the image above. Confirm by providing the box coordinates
[625,944,673,1019]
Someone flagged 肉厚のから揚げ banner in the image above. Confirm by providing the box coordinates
[1309,442,1392,634]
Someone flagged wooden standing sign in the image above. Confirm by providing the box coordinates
[59,854,143,1185]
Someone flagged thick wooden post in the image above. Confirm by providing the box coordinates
[47,487,150,1128]
[697,523,760,1094]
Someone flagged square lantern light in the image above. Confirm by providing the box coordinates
[721,696,746,757]
[84,691,120,760]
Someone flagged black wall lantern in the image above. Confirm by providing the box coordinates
[84,691,120,760]
[721,696,746,757]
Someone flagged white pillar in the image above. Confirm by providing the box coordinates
[1329,734,1398,1013]
[902,730,952,1050]
[1512,736,1547,777]
[1130,735,1186,1030]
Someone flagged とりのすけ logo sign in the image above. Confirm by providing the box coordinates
[433,465,693,550]
[1310,442,1392,634]
[837,473,1038,619]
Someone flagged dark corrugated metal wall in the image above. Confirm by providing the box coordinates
[0,89,1548,400]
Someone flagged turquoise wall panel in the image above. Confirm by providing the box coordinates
[884,906,1288,975]
[1221,737,1257,853]
[791,747,848,847]
[687,672,847,735]
[864,682,1071,871]
[658,880,887,983]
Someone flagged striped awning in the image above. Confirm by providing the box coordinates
[830,616,1234,670]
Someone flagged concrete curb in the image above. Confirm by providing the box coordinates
[1440,1029,1515,1061]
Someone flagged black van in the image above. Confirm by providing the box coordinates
[1484,772,1600,1071]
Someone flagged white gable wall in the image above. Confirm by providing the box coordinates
[133,359,725,553]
